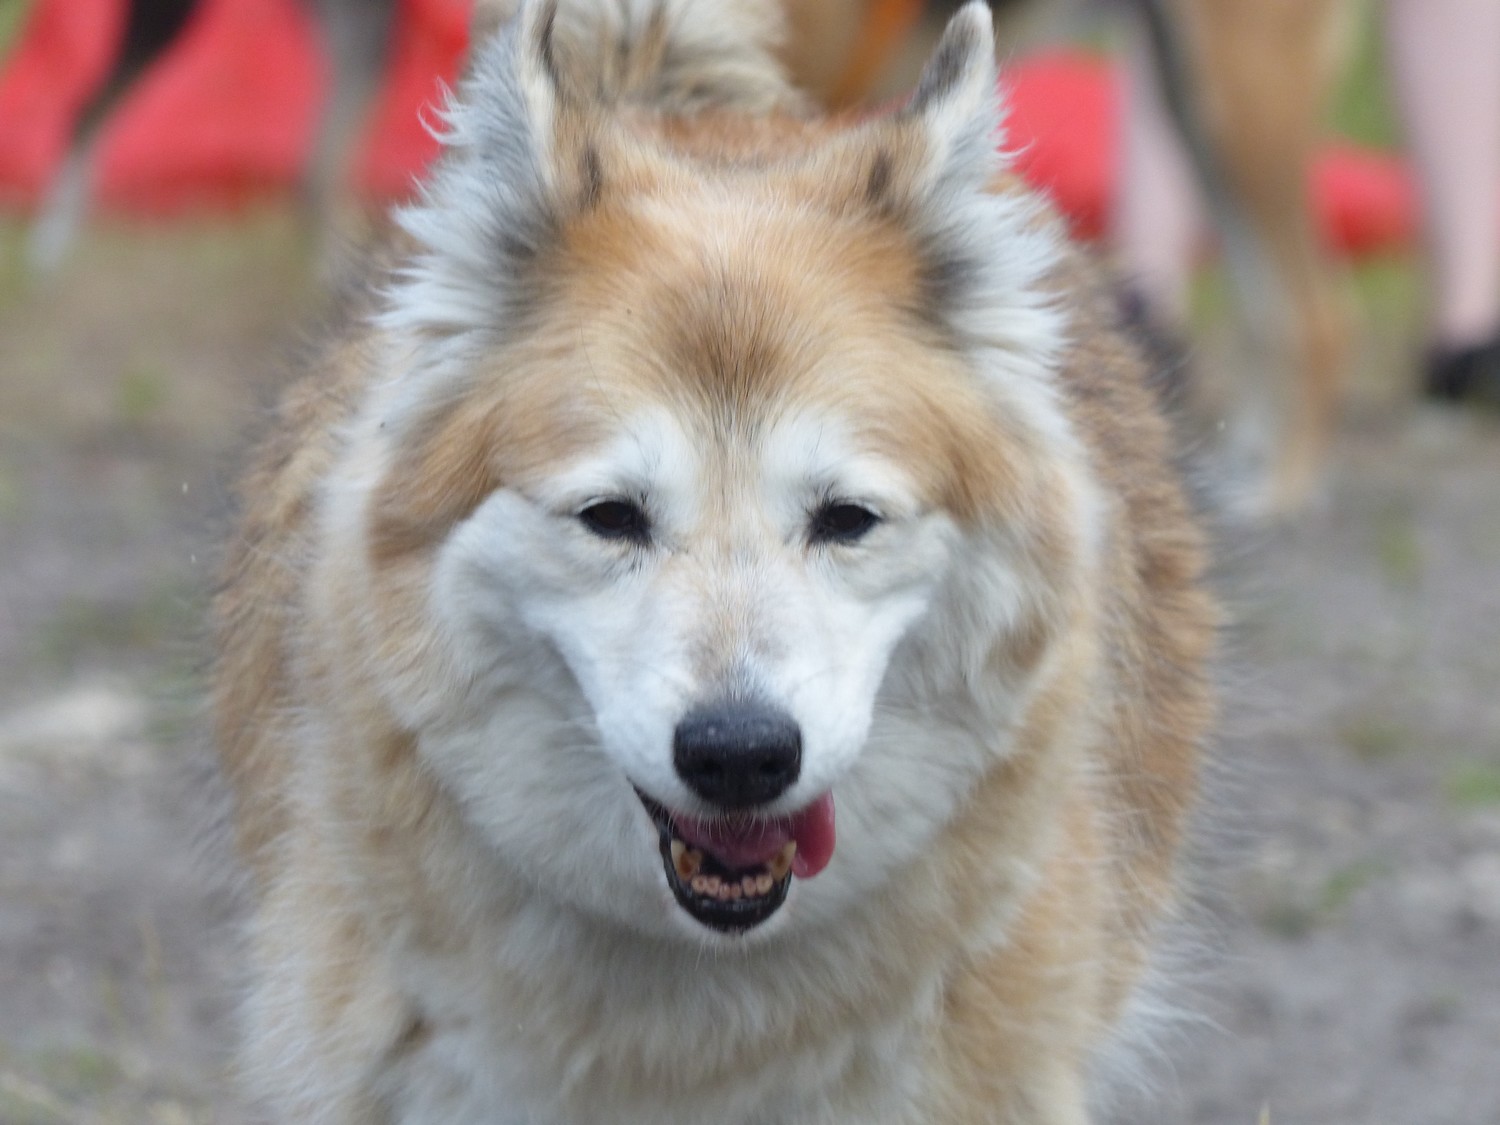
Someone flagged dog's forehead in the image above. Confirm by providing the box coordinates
[547,402,921,507]
[396,174,1032,530]
[537,189,994,470]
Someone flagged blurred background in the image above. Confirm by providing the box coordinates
[0,0,1497,1121]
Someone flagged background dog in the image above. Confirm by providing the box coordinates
[214,0,1216,1120]
[24,0,398,273]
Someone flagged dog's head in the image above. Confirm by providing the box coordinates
[329,3,1099,943]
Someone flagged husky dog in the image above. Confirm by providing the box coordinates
[213,1,1217,1120]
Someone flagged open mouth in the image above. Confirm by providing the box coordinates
[637,791,836,934]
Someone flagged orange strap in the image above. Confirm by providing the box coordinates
[828,0,929,109]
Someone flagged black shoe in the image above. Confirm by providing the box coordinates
[1425,335,1500,409]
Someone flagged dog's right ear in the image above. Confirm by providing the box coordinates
[384,0,605,342]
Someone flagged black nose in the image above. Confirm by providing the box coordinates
[673,701,802,809]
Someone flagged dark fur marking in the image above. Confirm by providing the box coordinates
[393,1016,432,1056]
[907,18,977,116]
[916,246,980,332]
[865,151,894,208]
[498,228,541,264]
[535,0,562,92]
[922,249,978,303]
[580,144,604,210]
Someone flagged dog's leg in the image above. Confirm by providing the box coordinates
[1174,0,1357,513]
[26,0,199,274]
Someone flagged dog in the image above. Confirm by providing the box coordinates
[213,1,1218,1119]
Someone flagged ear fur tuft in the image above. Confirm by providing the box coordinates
[838,2,1066,397]
[908,1,996,118]
[905,0,1002,192]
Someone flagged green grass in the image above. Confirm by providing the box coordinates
[115,367,170,426]
[1445,761,1500,808]
[1319,859,1387,914]
[1257,856,1389,937]
[1338,715,1409,761]
[34,1046,124,1101]
[33,581,204,675]
[0,1041,212,1124]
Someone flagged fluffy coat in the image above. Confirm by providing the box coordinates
[213,2,1217,1121]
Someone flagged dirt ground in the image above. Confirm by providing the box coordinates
[0,213,1498,1125]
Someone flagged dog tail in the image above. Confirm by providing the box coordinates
[467,0,802,115]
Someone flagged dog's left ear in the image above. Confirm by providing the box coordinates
[903,0,1003,195]
[837,2,1009,244]
[827,3,1064,375]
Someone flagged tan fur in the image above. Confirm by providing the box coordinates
[214,6,1216,1121]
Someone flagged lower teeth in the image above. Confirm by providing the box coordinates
[667,837,797,902]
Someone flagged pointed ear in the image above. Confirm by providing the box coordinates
[824,1,1004,234]
[903,1,1002,193]
[472,0,587,201]
[385,0,605,340]
[808,2,1062,371]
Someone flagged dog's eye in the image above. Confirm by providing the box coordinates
[808,502,881,545]
[578,500,651,544]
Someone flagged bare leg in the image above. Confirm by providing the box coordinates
[1111,25,1203,327]
[1386,0,1500,353]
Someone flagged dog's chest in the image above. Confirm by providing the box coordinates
[378,953,933,1125]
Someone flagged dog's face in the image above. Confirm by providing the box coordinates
[343,5,1092,942]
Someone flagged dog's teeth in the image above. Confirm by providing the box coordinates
[682,858,781,902]
[671,841,702,880]
[769,842,796,881]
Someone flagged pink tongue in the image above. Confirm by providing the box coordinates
[672,793,837,880]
